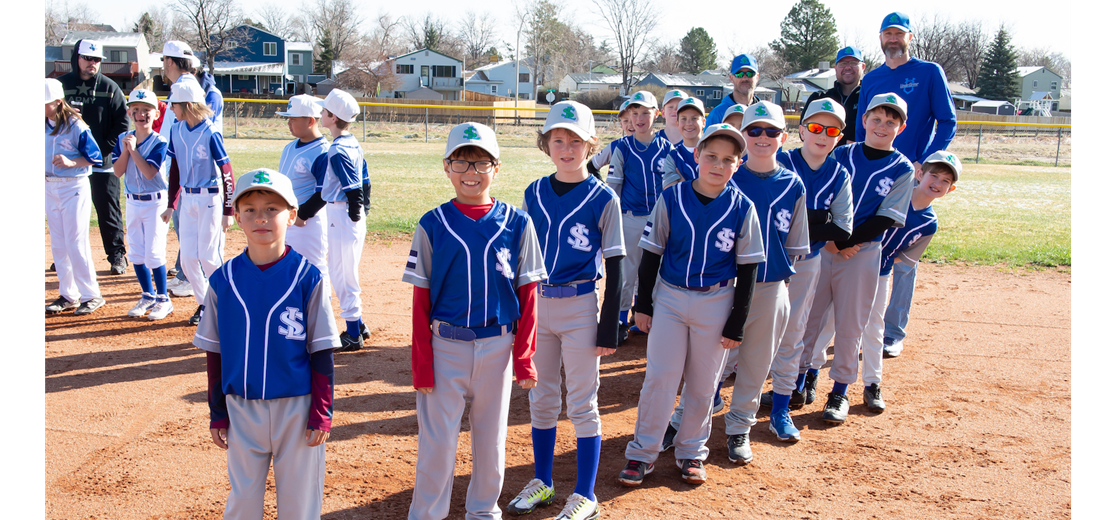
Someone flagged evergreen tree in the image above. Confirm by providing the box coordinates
[976,27,1021,101]
[315,29,336,76]
[769,0,839,71]
[423,24,441,51]
[678,27,717,74]
[133,13,161,51]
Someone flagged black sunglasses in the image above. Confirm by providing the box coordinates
[745,127,783,138]
[733,70,756,78]
[80,55,102,63]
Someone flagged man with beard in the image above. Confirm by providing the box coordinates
[705,54,761,127]
[801,46,866,148]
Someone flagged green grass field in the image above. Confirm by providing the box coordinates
[200,137,1074,268]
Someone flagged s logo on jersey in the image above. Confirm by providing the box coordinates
[294,156,310,174]
[278,306,307,340]
[56,139,76,152]
[908,231,922,246]
[194,145,209,161]
[775,208,792,232]
[823,191,834,208]
[875,177,894,197]
[567,223,591,252]
[715,228,735,252]
[494,247,514,279]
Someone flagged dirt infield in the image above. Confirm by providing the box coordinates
[46,229,1071,519]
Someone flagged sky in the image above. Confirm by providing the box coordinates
[71,0,1070,62]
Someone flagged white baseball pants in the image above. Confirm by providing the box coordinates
[326,202,365,321]
[179,191,226,305]
[530,288,603,437]
[125,193,169,268]
[287,210,329,282]
[722,281,788,436]
[769,254,822,394]
[45,176,100,303]
[861,273,892,386]
[618,213,648,312]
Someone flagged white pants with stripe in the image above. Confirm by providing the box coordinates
[287,210,329,282]
[619,213,648,312]
[179,191,225,305]
[224,394,324,520]
[125,193,169,267]
[530,288,602,437]
[45,176,100,302]
[861,273,892,386]
[326,202,365,321]
[722,281,788,435]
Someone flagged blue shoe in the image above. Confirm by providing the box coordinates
[712,382,724,413]
[628,324,643,334]
[769,408,801,442]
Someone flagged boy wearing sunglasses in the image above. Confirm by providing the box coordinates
[705,54,761,127]
[799,93,915,425]
[754,100,855,440]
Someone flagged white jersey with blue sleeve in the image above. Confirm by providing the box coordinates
[879,204,938,276]
[402,200,548,328]
[166,119,230,188]
[728,165,811,282]
[321,135,363,202]
[777,148,854,258]
[661,144,698,187]
[522,175,625,285]
[193,248,341,400]
[607,135,676,216]
[45,117,102,177]
[833,143,914,233]
[279,137,330,205]
[112,131,169,194]
[639,182,765,288]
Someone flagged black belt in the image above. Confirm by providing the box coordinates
[184,186,219,194]
[538,281,596,298]
[435,321,513,341]
[684,280,730,292]
[128,193,163,201]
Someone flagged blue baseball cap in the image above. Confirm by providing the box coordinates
[730,54,758,74]
[835,46,864,64]
[880,12,911,32]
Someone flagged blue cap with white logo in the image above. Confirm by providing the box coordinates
[835,46,864,64]
[880,12,911,32]
[730,54,758,74]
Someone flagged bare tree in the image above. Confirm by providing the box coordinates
[518,0,566,92]
[46,0,100,45]
[256,4,297,40]
[335,39,401,97]
[643,41,682,74]
[366,11,404,59]
[303,0,364,67]
[590,0,659,93]
[399,12,464,58]
[953,20,988,89]
[1018,47,1071,87]
[748,45,790,83]
[460,11,499,67]
[171,0,245,73]
[911,14,970,83]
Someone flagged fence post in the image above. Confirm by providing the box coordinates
[976,125,982,164]
[233,101,238,138]
[362,105,366,139]
[425,107,429,143]
[1056,127,1062,167]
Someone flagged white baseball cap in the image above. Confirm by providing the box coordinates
[277,94,324,118]
[444,122,500,160]
[865,92,909,123]
[697,123,747,156]
[802,98,847,127]
[922,150,962,181]
[76,39,105,60]
[46,78,64,103]
[232,168,299,209]
[722,103,747,124]
[542,101,595,140]
[740,101,786,131]
[617,100,632,116]
[662,89,688,108]
[323,89,359,122]
[167,80,206,104]
[675,97,706,118]
[161,40,201,68]
[626,91,658,110]
[127,89,158,108]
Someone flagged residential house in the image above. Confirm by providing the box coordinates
[760,64,836,111]
[285,41,314,95]
[51,31,152,90]
[210,25,287,94]
[949,82,987,111]
[383,49,464,101]
[634,72,732,108]
[465,61,533,99]
[559,73,626,95]
[1015,66,1063,108]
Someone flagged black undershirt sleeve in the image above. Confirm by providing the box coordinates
[807,208,851,243]
[596,256,624,349]
[633,250,663,318]
[297,192,326,221]
[344,188,363,222]
[835,216,895,249]
[721,263,758,342]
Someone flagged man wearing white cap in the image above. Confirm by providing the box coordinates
[58,38,130,274]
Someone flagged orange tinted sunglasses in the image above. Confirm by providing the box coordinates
[804,122,843,137]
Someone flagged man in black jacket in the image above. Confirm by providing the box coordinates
[57,39,129,274]
[800,46,866,147]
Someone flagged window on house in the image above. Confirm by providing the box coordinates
[491,85,498,94]
[1051,81,1058,90]
[519,73,529,83]
[695,89,705,96]
[432,65,456,77]
[397,64,414,74]
[712,90,722,99]
[291,53,302,66]
[238,75,251,80]
[264,42,277,56]
[110,50,126,62]
[1032,80,1038,88]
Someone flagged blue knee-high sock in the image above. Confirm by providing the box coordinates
[151,265,168,296]
[832,382,848,395]
[771,392,791,414]
[133,263,153,295]
[346,320,360,338]
[574,435,601,501]
[532,427,557,487]
[619,310,628,325]
[795,372,808,393]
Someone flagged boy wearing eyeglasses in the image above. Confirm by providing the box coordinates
[404,122,547,520]
[753,100,855,441]
[705,54,761,127]
[799,93,915,425]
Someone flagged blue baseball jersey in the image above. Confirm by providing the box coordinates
[321,134,364,202]
[607,134,676,216]
[661,144,699,186]
[777,148,854,257]
[111,130,169,194]
[522,175,626,285]
[879,203,938,276]
[403,200,548,328]
[856,58,957,163]
[160,73,224,136]
[45,117,102,177]
[193,248,341,400]
[729,165,811,282]
[833,143,915,234]
[166,119,230,188]
[639,182,765,288]
[279,137,330,205]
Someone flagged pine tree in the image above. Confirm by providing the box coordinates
[679,28,718,74]
[976,27,1021,101]
[770,0,839,71]
[315,29,336,76]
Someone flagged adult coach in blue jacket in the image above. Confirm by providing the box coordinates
[705,54,762,127]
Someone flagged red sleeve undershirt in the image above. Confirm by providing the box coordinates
[411,199,538,388]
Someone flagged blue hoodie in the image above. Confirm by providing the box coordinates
[856,57,957,164]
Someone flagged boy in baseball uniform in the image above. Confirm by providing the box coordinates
[586,100,634,181]
[507,102,624,520]
[619,123,764,487]
[195,169,340,520]
[657,89,689,144]
[297,89,370,352]
[404,122,547,520]
[112,88,174,320]
[661,97,706,188]
[858,151,959,412]
[276,95,331,280]
[801,93,915,425]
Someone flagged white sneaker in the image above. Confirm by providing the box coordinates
[554,493,599,520]
[128,294,157,317]
[167,278,194,297]
[884,339,904,358]
[148,298,174,320]
[506,478,555,515]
